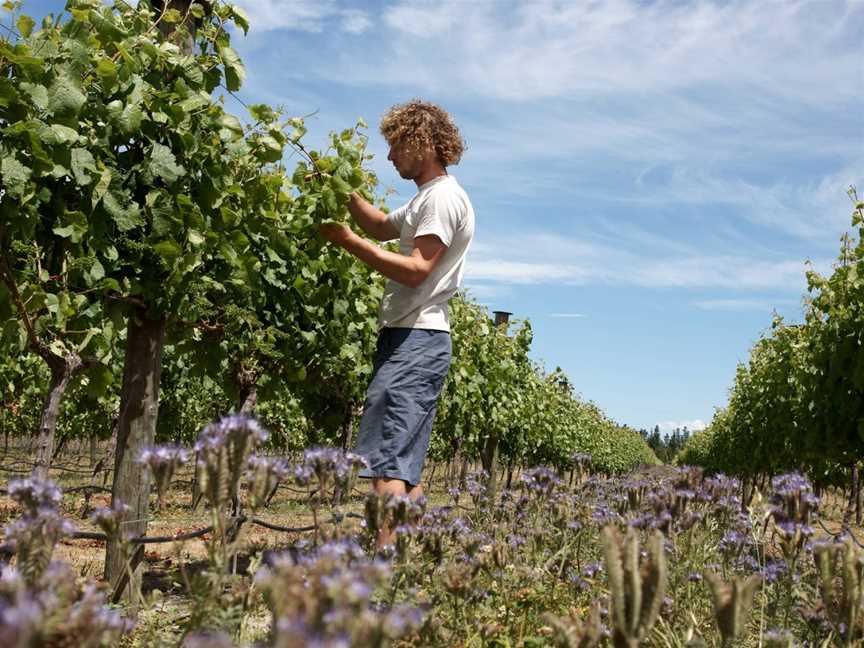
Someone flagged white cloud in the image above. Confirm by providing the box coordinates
[693,298,800,312]
[240,0,862,118]
[465,231,822,290]
[655,420,707,433]
[467,256,808,289]
[384,4,457,37]
[461,283,514,302]
[637,257,806,290]
[232,0,371,34]
[467,259,589,284]
[374,0,862,104]
[340,9,371,34]
[625,162,864,240]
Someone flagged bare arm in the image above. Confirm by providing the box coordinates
[347,192,400,242]
[319,225,447,289]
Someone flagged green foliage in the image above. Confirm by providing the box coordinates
[0,1,651,479]
[432,295,657,473]
[0,0,383,446]
[642,425,692,463]
[677,190,864,485]
[0,354,43,440]
[676,424,719,472]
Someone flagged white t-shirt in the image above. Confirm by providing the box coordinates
[378,175,475,332]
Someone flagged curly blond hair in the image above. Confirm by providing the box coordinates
[380,99,465,167]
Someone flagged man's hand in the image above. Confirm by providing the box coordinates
[318,223,355,247]
[346,193,400,242]
[318,223,446,289]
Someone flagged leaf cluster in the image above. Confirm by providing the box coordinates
[678,191,864,484]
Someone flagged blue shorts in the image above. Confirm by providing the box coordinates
[354,327,452,487]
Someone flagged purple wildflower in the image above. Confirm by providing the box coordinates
[7,477,62,514]
[583,562,603,578]
[195,414,269,452]
[245,455,290,509]
[89,501,131,540]
[519,466,562,495]
[194,415,270,508]
[138,444,189,506]
[297,447,369,493]
[3,475,74,583]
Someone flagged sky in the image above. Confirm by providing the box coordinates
[21,0,864,434]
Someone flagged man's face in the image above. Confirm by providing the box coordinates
[387,140,430,180]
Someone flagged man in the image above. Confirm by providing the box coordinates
[319,100,474,545]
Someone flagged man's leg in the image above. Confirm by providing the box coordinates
[373,476,407,498]
[372,477,424,548]
[407,483,424,500]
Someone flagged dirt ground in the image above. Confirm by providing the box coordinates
[1,440,862,592]
[0,441,372,590]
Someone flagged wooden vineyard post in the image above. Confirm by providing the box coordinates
[482,310,512,503]
[105,310,166,604]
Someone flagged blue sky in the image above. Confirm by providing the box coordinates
[23,1,864,433]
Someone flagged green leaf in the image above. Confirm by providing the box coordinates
[178,94,208,113]
[1,157,31,198]
[218,44,246,91]
[187,229,205,246]
[118,104,144,135]
[44,292,59,314]
[162,8,183,23]
[331,174,352,197]
[249,103,275,123]
[107,99,123,118]
[322,185,338,216]
[52,211,87,243]
[190,2,205,19]
[90,258,105,281]
[16,14,34,38]
[148,142,185,184]
[255,134,282,162]
[231,5,250,34]
[86,364,113,399]
[96,58,117,78]
[147,190,176,236]
[100,277,120,291]
[69,7,90,21]
[48,75,86,117]
[45,124,81,145]
[71,148,97,186]
[153,238,182,262]
[104,189,143,231]
[92,167,112,207]
[20,81,48,109]
[218,113,243,134]
[0,78,16,108]
[180,58,204,85]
